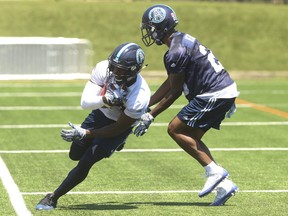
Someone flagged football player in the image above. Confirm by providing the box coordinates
[134,4,239,206]
[36,42,150,210]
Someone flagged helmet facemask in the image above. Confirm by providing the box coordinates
[141,23,167,47]
[108,63,137,86]
[141,23,155,47]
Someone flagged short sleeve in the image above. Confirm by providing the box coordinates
[164,46,190,75]
[90,60,109,87]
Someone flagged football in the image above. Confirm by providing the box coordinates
[100,84,107,96]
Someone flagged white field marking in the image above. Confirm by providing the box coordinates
[0,157,32,216]
[240,90,288,94]
[0,105,248,111]
[0,121,288,129]
[0,92,81,97]
[21,189,288,196]
[1,104,288,111]
[0,106,82,110]
[1,148,288,154]
[157,104,288,108]
[0,73,90,81]
[0,90,287,98]
[0,124,68,129]
[0,83,85,88]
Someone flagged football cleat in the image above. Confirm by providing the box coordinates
[35,193,57,210]
[116,143,125,151]
[199,168,229,197]
[210,179,238,206]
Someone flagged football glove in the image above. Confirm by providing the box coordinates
[133,112,154,137]
[61,122,86,142]
[103,82,127,107]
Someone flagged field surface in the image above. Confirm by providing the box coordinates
[0,77,287,216]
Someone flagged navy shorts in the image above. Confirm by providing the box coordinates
[71,109,132,158]
[177,97,236,132]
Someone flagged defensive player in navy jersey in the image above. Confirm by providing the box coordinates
[134,4,239,206]
[36,43,150,210]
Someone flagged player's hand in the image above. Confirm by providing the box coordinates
[103,82,126,107]
[61,122,86,142]
[133,112,154,137]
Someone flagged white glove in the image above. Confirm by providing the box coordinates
[61,122,86,142]
[103,82,127,107]
[133,112,154,137]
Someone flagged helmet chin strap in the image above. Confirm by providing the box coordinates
[152,31,164,46]
[115,74,137,87]
[155,39,163,46]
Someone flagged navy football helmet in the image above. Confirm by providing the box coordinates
[141,4,178,47]
[108,42,145,85]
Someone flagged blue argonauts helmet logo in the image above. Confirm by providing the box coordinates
[148,7,166,24]
[136,49,145,65]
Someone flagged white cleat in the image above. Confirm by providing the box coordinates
[210,179,238,206]
[199,169,229,197]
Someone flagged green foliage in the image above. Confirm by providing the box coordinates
[0,1,287,71]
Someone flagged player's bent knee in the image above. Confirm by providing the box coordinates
[69,152,81,161]
[69,140,87,161]
[167,122,177,138]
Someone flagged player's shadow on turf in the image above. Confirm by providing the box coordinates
[68,203,138,211]
[68,201,209,210]
[158,202,209,206]
[126,201,210,207]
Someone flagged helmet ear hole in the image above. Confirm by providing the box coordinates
[131,66,137,72]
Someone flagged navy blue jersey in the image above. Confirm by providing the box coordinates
[164,32,234,101]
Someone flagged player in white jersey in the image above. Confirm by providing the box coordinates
[135,4,239,206]
[36,42,150,210]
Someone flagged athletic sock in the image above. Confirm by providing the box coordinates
[204,161,223,174]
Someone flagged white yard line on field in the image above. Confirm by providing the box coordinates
[0,89,287,94]
[0,92,81,97]
[0,121,288,129]
[0,148,288,154]
[0,84,85,88]
[0,124,68,129]
[240,90,288,94]
[1,104,288,110]
[0,157,32,216]
[21,189,288,196]
[0,106,82,110]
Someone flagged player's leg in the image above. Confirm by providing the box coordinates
[168,117,228,197]
[35,110,132,210]
[53,144,107,199]
[168,97,236,198]
[49,129,131,207]
[35,144,106,210]
[168,119,212,165]
[36,110,104,210]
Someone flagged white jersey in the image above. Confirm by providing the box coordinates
[82,60,151,123]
